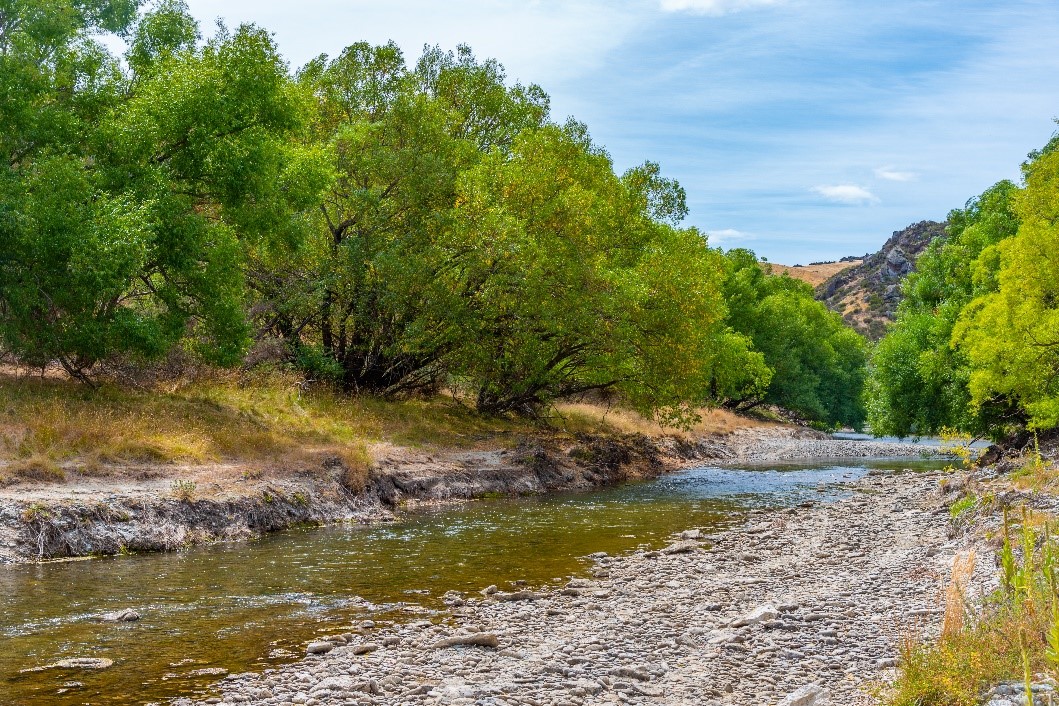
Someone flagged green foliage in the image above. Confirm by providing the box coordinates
[0,13,870,426]
[438,122,746,420]
[949,494,976,519]
[0,1,325,379]
[870,130,1059,440]
[954,143,1059,432]
[720,250,868,429]
[868,179,1022,438]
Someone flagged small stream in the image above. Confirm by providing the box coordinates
[0,457,947,705]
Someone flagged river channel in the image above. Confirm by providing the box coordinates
[0,458,947,705]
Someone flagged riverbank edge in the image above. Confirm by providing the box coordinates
[0,427,947,565]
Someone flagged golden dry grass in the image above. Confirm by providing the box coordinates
[942,551,976,637]
[0,372,772,484]
[764,260,861,287]
[552,402,774,437]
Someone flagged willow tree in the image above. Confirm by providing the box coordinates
[255,42,549,393]
[0,0,323,379]
[437,122,752,423]
[953,137,1059,432]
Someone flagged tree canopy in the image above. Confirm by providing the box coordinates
[868,132,1059,439]
[0,1,871,429]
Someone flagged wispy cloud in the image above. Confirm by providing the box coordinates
[659,0,784,15]
[811,185,880,205]
[874,166,917,182]
[707,228,754,245]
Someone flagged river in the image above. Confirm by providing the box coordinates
[0,458,946,705]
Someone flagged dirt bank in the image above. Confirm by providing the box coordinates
[0,427,945,564]
[178,466,986,706]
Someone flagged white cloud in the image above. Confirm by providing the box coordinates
[707,228,754,245]
[810,184,880,204]
[184,0,644,83]
[659,0,784,15]
[874,166,917,182]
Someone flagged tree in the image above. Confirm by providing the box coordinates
[253,43,550,394]
[953,138,1059,432]
[438,123,752,422]
[867,180,1020,437]
[721,250,868,429]
[0,2,323,379]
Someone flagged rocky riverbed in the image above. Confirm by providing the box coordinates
[179,468,987,706]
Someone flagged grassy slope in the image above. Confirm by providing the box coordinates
[0,371,769,487]
[764,260,861,287]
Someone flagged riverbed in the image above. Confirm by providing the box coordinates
[0,458,946,705]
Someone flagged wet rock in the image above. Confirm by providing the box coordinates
[351,643,379,655]
[101,609,140,622]
[305,641,334,655]
[20,657,114,673]
[660,540,700,554]
[496,590,541,602]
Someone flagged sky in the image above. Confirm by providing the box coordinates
[179,0,1059,264]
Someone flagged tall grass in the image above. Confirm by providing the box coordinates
[890,507,1059,705]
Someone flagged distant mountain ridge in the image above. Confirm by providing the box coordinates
[815,220,947,339]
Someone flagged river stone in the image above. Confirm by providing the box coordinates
[431,632,499,649]
[780,683,829,706]
[306,641,334,655]
[661,540,700,554]
[20,657,115,673]
[733,605,779,627]
[496,590,541,602]
[101,609,140,622]
[352,643,379,655]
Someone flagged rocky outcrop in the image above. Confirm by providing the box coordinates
[817,220,947,339]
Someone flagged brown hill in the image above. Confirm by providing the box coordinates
[815,220,947,340]
[766,260,862,287]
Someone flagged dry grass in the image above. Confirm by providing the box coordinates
[551,403,774,437]
[764,260,861,287]
[0,371,771,485]
[942,551,977,637]
[889,509,1059,706]
[0,371,523,481]
[891,604,1045,706]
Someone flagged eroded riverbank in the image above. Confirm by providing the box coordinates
[0,427,943,564]
[179,467,986,706]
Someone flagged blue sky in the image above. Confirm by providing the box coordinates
[182,0,1059,264]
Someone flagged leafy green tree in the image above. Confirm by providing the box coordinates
[438,123,754,421]
[0,1,322,380]
[722,250,868,428]
[867,180,1020,437]
[251,43,551,394]
[953,139,1059,431]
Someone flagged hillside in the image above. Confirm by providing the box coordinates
[765,259,862,287]
[815,220,947,339]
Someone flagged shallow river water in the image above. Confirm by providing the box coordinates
[0,458,946,705]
